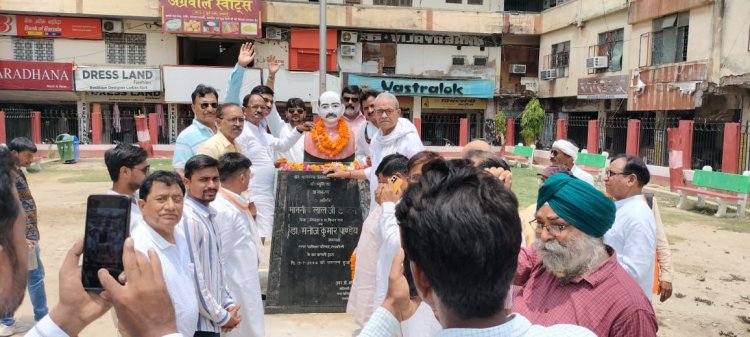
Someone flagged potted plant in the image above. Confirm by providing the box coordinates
[520,97,544,146]
[493,111,507,146]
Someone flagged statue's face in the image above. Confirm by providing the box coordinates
[318,91,344,125]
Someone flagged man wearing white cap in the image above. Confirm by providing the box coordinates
[550,139,596,186]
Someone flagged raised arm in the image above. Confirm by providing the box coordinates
[226,42,255,105]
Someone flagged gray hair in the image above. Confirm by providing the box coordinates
[374,92,400,109]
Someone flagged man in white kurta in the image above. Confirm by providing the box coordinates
[550,139,596,186]
[354,89,380,164]
[213,152,264,337]
[604,155,657,299]
[266,103,305,163]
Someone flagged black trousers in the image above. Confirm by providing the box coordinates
[193,332,220,337]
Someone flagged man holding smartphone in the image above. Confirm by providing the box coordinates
[182,155,241,336]
[1,137,46,336]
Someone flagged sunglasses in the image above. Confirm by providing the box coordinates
[200,102,218,109]
[287,108,305,115]
[344,96,359,103]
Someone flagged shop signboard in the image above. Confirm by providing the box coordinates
[577,75,628,99]
[421,97,487,110]
[0,14,102,39]
[160,0,261,37]
[75,67,162,92]
[0,60,74,91]
[348,74,494,99]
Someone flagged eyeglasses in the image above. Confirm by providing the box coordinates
[375,108,397,115]
[605,170,632,178]
[529,219,569,236]
[343,96,360,103]
[200,102,218,110]
[132,164,150,175]
[287,108,305,115]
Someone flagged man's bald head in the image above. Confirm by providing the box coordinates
[462,140,492,158]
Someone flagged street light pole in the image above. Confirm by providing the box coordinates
[319,0,327,95]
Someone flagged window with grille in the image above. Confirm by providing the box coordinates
[474,56,488,66]
[373,0,412,6]
[105,33,147,65]
[452,56,466,66]
[467,0,483,5]
[544,0,571,10]
[651,12,689,66]
[12,37,54,61]
[597,28,624,72]
[551,41,569,77]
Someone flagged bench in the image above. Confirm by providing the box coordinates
[503,144,535,167]
[674,167,750,217]
[575,151,609,183]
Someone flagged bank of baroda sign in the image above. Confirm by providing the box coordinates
[75,67,161,92]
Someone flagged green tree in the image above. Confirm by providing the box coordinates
[520,97,544,146]
[493,111,507,135]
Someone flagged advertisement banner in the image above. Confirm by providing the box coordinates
[0,60,74,91]
[348,74,494,98]
[577,75,628,99]
[0,14,102,40]
[161,0,261,37]
[75,67,162,92]
[421,98,487,110]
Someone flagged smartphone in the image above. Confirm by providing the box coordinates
[389,175,403,193]
[82,194,131,291]
[403,249,419,297]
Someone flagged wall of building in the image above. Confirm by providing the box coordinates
[395,45,500,83]
[719,0,750,79]
[540,0,628,34]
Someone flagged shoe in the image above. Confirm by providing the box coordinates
[0,321,32,336]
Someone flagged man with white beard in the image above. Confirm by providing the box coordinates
[512,173,657,337]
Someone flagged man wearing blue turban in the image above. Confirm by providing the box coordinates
[511,173,658,337]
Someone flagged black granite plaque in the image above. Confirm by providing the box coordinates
[266,171,370,313]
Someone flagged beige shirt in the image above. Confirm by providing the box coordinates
[652,197,673,282]
[197,132,240,159]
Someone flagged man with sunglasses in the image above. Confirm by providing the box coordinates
[104,144,150,232]
[513,173,657,337]
[173,84,220,179]
[342,85,366,133]
[198,103,245,159]
[603,154,657,300]
[549,139,595,186]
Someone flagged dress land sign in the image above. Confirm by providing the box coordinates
[266,171,370,313]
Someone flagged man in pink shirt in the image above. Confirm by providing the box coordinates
[512,173,658,337]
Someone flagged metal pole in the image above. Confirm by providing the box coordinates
[319,0,327,95]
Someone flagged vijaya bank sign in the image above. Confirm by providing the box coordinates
[0,60,74,91]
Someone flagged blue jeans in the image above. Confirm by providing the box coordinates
[1,245,49,325]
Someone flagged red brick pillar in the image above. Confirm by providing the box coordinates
[413,117,421,138]
[587,119,599,153]
[0,111,6,144]
[90,103,102,145]
[626,119,640,157]
[148,113,159,145]
[459,118,468,146]
[31,111,41,144]
[679,120,694,169]
[506,118,515,146]
[722,122,741,173]
[556,119,567,140]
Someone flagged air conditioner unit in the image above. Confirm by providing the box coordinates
[102,20,123,33]
[586,56,609,69]
[341,44,356,57]
[341,31,358,44]
[510,64,527,74]
[266,27,282,40]
[540,69,557,80]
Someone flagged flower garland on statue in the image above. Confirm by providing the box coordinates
[279,160,368,172]
[311,119,349,157]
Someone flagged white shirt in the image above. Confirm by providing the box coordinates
[236,121,303,237]
[355,121,378,163]
[213,190,265,337]
[182,197,235,332]
[106,189,143,233]
[604,194,657,299]
[571,165,596,186]
[131,220,199,337]
[358,307,596,337]
[26,315,183,337]
[266,105,305,163]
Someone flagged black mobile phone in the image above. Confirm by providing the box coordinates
[82,194,131,291]
[403,249,419,297]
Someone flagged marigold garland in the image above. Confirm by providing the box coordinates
[311,119,349,157]
[279,160,368,172]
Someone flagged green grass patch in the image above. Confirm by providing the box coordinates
[511,166,540,209]
[149,158,174,171]
[58,172,112,183]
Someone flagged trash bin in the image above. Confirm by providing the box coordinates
[72,135,80,162]
[55,134,76,164]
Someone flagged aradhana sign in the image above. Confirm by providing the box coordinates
[347,74,494,99]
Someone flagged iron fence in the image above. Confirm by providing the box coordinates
[600,117,629,157]
[483,118,499,145]
[102,106,138,144]
[421,114,461,146]
[539,113,555,150]
[741,121,750,172]
[691,120,724,170]
[638,117,678,166]
[40,108,79,144]
[567,116,591,151]
[2,108,32,142]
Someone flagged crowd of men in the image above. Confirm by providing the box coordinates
[0,41,674,337]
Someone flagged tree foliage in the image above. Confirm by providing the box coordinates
[520,97,545,145]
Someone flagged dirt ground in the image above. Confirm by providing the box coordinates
[8,158,750,336]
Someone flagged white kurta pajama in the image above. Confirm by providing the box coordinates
[346,205,383,327]
[236,121,303,237]
[213,189,265,337]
